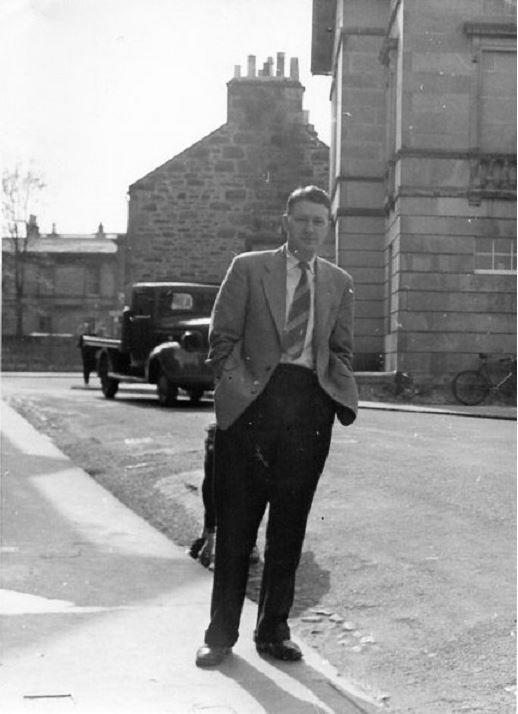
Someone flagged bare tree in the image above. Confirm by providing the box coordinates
[1,165,46,336]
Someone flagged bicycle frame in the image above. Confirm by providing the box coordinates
[452,354,516,405]
[479,359,516,394]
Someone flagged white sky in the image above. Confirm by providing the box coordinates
[1,0,332,234]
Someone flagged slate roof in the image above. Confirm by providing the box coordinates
[1,234,119,254]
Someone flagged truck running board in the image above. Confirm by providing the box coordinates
[108,373,147,383]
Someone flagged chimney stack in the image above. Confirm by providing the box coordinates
[26,214,40,239]
[227,53,305,125]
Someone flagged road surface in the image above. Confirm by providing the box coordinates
[2,374,516,713]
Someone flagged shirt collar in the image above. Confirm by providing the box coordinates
[284,245,316,273]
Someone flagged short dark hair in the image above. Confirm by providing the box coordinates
[285,185,331,215]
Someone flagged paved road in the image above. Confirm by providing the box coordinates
[2,374,516,713]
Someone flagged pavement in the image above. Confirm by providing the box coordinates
[0,400,379,714]
[359,400,516,421]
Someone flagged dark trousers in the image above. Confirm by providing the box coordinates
[204,364,334,647]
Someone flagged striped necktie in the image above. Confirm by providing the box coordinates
[283,261,311,359]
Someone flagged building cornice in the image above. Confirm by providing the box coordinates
[392,147,517,162]
[334,174,384,183]
[463,21,516,38]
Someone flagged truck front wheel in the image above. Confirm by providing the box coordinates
[99,357,119,399]
[157,370,178,407]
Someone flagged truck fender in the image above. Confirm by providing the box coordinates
[147,341,182,383]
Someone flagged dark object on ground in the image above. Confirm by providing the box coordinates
[189,422,259,568]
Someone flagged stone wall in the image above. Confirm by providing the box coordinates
[315,0,516,380]
[331,2,389,370]
[2,335,83,371]
[385,203,517,381]
[384,0,517,381]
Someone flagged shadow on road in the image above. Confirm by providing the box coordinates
[91,393,214,412]
[218,653,367,713]
[245,550,331,616]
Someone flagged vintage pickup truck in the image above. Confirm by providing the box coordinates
[79,282,219,405]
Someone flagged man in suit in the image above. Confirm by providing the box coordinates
[195,185,358,667]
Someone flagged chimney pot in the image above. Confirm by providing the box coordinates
[234,65,241,78]
[247,55,256,77]
[290,57,299,80]
[276,52,285,77]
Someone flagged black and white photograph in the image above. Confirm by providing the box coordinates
[1,1,516,712]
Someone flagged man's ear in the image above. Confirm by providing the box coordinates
[281,213,289,234]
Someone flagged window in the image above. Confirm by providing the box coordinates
[38,313,52,332]
[474,237,516,274]
[85,265,100,295]
[170,292,194,311]
[463,23,517,153]
[37,265,54,296]
[131,289,155,316]
[480,48,516,153]
[55,265,79,296]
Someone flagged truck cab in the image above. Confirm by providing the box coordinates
[81,282,219,405]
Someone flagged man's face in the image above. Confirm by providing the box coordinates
[282,200,330,261]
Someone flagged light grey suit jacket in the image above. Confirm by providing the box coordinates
[207,246,358,430]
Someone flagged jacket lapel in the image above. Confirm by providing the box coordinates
[314,258,335,346]
[261,248,286,340]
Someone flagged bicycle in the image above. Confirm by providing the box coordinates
[452,353,517,406]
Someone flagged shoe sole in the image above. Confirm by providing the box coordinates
[195,649,231,668]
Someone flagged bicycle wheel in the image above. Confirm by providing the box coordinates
[452,370,489,405]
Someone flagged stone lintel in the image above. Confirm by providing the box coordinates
[391,148,517,162]
[336,207,385,217]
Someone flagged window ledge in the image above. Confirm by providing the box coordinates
[474,269,517,275]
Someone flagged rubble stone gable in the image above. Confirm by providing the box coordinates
[125,54,330,289]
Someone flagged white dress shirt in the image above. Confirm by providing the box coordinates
[280,247,316,370]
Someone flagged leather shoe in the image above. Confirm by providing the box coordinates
[256,639,302,661]
[195,645,231,668]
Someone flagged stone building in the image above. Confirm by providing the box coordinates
[2,220,123,338]
[125,53,330,288]
[312,0,516,381]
